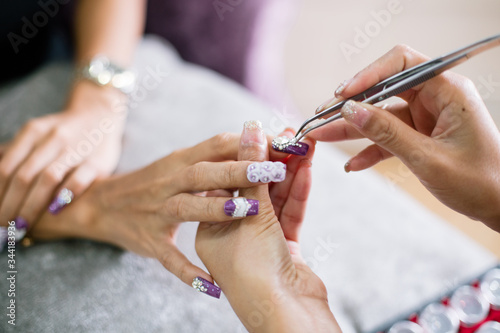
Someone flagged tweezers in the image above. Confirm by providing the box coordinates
[291,33,500,144]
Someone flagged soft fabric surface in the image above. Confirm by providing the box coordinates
[0,37,497,333]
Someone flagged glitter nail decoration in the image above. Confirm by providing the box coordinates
[192,277,221,299]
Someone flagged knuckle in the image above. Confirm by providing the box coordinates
[393,44,413,55]
[212,132,236,152]
[186,162,208,186]
[13,171,31,188]
[41,168,63,186]
[24,119,43,134]
[370,117,399,147]
[166,196,188,220]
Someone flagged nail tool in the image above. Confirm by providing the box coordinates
[272,33,500,152]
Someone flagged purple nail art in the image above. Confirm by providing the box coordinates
[48,188,74,215]
[224,198,259,218]
[192,277,221,299]
[272,137,310,156]
[13,217,28,241]
[247,162,286,183]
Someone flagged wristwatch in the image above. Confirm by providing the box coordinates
[80,55,136,94]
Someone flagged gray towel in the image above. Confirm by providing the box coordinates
[0,37,496,333]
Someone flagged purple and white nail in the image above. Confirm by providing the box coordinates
[247,162,286,183]
[272,137,309,156]
[192,277,221,299]
[224,198,259,218]
[13,217,28,241]
[48,188,74,215]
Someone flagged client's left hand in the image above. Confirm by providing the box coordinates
[196,121,340,332]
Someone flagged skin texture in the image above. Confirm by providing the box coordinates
[0,0,146,230]
[12,133,310,290]
[196,123,340,333]
[311,45,500,231]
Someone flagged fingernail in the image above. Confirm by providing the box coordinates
[224,198,259,218]
[242,120,265,146]
[48,188,74,215]
[192,277,221,299]
[341,101,371,129]
[335,79,351,97]
[13,217,28,241]
[247,162,286,183]
[271,137,310,156]
[344,161,351,173]
[315,97,337,114]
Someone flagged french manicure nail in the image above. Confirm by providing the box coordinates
[335,79,351,97]
[341,100,371,129]
[315,97,336,114]
[192,277,221,299]
[224,198,259,218]
[13,217,28,241]
[48,188,74,215]
[247,162,286,183]
[242,120,265,145]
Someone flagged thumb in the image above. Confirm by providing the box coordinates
[341,100,434,169]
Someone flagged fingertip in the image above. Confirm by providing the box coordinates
[239,120,267,162]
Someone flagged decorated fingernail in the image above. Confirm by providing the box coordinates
[48,188,74,215]
[272,137,309,156]
[13,217,28,241]
[242,120,265,145]
[341,100,370,129]
[247,162,286,183]
[224,198,259,218]
[192,277,221,299]
[335,79,350,97]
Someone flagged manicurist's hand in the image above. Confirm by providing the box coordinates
[311,45,500,230]
[196,121,340,332]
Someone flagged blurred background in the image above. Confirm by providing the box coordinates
[284,0,500,256]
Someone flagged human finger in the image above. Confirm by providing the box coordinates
[171,160,286,195]
[164,193,260,222]
[157,243,221,299]
[0,136,64,225]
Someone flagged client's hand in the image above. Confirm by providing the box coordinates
[196,121,340,332]
[0,81,126,230]
[28,133,288,292]
[311,45,500,230]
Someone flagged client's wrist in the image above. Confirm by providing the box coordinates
[226,276,338,333]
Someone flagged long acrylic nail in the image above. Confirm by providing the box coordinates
[316,97,337,114]
[192,277,221,299]
[13,217,28,241]
[341,100,371,129]
[224,198,259,218]
[242,120,265,146]
[272,137,310,156]
[247,162,286,183]
[48,188,74,215]
[335,79,351,97]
